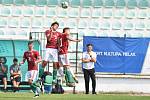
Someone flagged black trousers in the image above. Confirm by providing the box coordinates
[83,68,96,93]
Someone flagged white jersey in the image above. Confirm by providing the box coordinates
[82,51,97,69]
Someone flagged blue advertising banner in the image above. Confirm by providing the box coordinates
[83,36,150,73]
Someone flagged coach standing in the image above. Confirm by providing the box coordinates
[82,44,97,94]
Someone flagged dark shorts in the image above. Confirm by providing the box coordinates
[11,76,21,82]
[0,75,7,80]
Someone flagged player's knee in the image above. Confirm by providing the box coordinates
[53,62,59,68]
[42,61,47,68]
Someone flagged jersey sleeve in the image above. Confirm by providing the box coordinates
[23,52,27,59]
[35,51,40,58]
[45,30,52,37]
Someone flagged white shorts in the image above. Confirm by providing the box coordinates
[59,54,70,66]
[25,70,38,82]
[44,48,58,62]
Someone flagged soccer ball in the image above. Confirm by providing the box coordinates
[61,1,69,9]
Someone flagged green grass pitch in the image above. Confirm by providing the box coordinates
[0,92,150,100]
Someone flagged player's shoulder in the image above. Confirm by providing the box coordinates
[45,30,49,33]
[32,50,39,55]
[24,51,28,54]
[32,50,39,53]
[45,30,51,34]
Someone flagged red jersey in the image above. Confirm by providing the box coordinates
[45,30,62,49]
[23,50,39,71]
[59,34,69,54]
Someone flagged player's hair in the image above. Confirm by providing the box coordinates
[13,58,18,62]
[28,41,33,45]
[86,44,93,47]
[51,22,59,27]
[63,27,70,33]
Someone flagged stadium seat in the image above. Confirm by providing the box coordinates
[32,18,42,28]
[100,21,110,30]
[22,7,34,16]
[127,0,137,9]
[9,18,19,28]
[5,29,16,35]
[146,22,150,30]
[135,22,145,30]
[24,0,36,6]
[104,0,114,8]
[84,30,97,36]
[46,7,56,17]
[78,29,85,38]
[92,8,102,18]
[80,8,90,18]
[78,19,88,29]
[138,0,149,9]
[0,18,7,27]
[98,30,109,37]
[66,19,77,29]
[78,42,83,52]
[36,0,47,6]
[138,10,147,19]
[15,30,28,36]
[89,19,100,29]
[143,32,150,38]
[12,7,22,16]
[82,0,92,8]
[128,31,143,38]
[35,7,45,17]
[43,18,53,28]
[68,8,79,18]
[58,8,68,18]
[71,0,80,7]
[0,30,4,35]
[14,0,24,6]
[112,21,122,30]
[0,7,11,16]
[47,0,58,6]
[123,22,134,30]
[103,9,113,18]
[114,9,125,18]
[126,10,136,19]
[93,0,103,8]
[56,19,65,28]
[1,0,13,5]
[107,31,121,37]
[116,0,126,8]
[20,18,30,28]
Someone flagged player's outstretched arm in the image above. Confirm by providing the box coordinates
[67,36,82,42]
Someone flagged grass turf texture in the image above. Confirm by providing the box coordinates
[0,93,150,100]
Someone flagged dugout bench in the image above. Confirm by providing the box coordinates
[0,81,31,91]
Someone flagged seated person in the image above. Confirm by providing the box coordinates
[0,57,8,91]
[10,58,21,92]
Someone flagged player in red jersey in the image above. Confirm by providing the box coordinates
[59,27,81,86]
[42,22,62,81]
[20,41,42,98]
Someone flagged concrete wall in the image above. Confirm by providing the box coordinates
[74,74,150,93]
